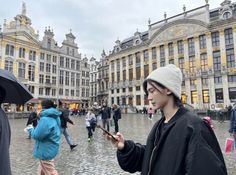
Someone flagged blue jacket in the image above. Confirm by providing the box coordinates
[229,108,236,133]
[28,108,61,160]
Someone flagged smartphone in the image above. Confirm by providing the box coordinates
[97,125,118,141]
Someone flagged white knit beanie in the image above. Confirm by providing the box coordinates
[143,64,182,99]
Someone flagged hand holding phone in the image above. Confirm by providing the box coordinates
[96,124,118,141]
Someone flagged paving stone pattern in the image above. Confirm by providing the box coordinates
[9,114,235,175]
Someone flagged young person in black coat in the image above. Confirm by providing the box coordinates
[108,64,227,175]
[112,104,121,133]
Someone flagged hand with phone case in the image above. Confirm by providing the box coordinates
[97,125,125,150]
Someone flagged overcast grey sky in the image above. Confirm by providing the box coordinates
[0,0,225,59]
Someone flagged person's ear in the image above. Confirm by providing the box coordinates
[166,89,172,96]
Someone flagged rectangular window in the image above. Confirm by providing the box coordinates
[215,88,224,103]
[76,61,80,70]
[143,50,149,62]
[60,57,64,67]
[189,56,196,73]
[45,88,50,96]
[71,73,75,86]
[5,44,14,56]
[136,67,141,80]
[214,76,222,84]
[128,55,133,65]
[39,88,43,95]
[152,47,157,59]
[228,75,236,83]
[136,95,141,105]
[28,65,35,81]
[28,86,35,94]
[18,62,25,78]
[29,50,36,61]
[226,48,235,68]
[123,70,126,81]
[178,57,185,73]
[152,63,157,71]
[40,53,45,60]
[59,70,64,85]
[117,59,120,71]
[45,75,50,84]
[136,86,140,91]
[59,88,63,95]
[199,35,206,49]
[213,51,221,71]
[111,73,114,83]
[135,52,141,65]
[117,71,120,82]
[52,56,57,63]
[144,65,149,78]
[122,57,126,67]
[65,71,69,86]
[160,45,165,58]
[46,54,51,62]
[229,87,236,103]
[129,69,133,81]
[202,90,209,103]
[46,63,51,73]
[52,65,57,74]
[168,43,174,56]
[188,38,195,55]
[52,89,56,96]
[211,31,220,47]
[71,60,75,69]
[52,76,56,85]
[200,53,208,72]
[177,40,184,54]
[66,58,70,68]
[19,48,25,58]
[39,74,44,84]
[40,62,44,72]
[5,60,13,72]
[191,91,198,104]
[225,28,233,45]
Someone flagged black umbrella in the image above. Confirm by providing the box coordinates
[0,69,33,104]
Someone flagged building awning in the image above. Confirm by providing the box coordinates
[60,99,81,104]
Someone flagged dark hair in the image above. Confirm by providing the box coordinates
[41,99,55,109]
[143,79,183,107]
[0,86,6,104]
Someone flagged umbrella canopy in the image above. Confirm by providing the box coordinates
[0,69,33,104]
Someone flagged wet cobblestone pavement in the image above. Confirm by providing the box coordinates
[9,114,236,175]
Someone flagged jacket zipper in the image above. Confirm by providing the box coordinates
[147,146,157,175]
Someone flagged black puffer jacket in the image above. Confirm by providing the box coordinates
[59,108,73,128]
[117,107,227,175]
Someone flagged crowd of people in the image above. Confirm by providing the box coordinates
[1,64,236,174]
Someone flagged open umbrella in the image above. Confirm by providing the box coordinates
[0,69,33,104]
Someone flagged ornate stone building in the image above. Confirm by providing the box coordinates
[107,0,236,110]
[0,3,90,111]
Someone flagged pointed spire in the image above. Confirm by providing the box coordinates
[183,4,186,12]
[148,18,151,25]
[22,2,26,16]
[164,12,167,20]
[205,0,209,4]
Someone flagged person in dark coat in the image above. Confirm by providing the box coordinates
[0,86,11,175]
[26,108,38,139]
[100,102,111,132]
[59,102,77,150]
[108,64,227,175]
[112,104,121,133]
[229,103,236,149]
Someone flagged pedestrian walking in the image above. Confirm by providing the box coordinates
[85,109,97,142]
[229,103,236,149]
[147,107,154,120]
[26,99,61,175]
[107,64,227,175]
[0,86,11,175]
[112,104,121,133]
[26,108,38,139]
[100,102,111,132]
[59,102,77,150]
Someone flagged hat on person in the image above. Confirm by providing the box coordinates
[143,64,182,99]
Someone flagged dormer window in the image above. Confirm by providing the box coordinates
[116,47,120,52]
[223,11,231,19]
[135,40,140,45]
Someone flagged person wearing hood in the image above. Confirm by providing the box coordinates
[0,86,11,175]
[108,64,227,175]
[26,99,61,175]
